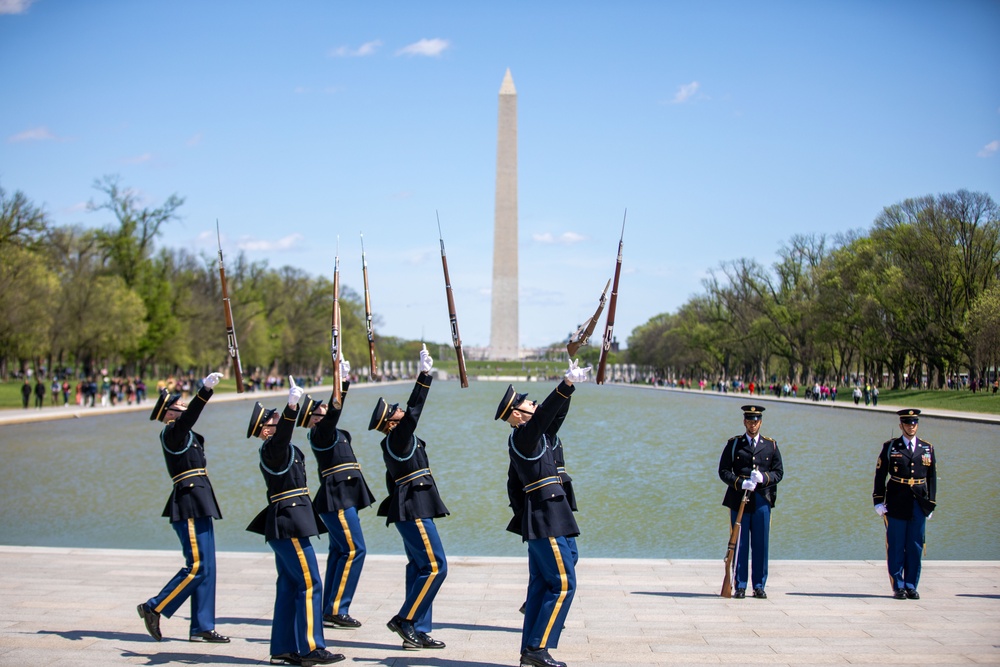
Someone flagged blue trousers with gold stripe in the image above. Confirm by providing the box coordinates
[730,493,771,591]
[523,535,576,652]
[319,507,366,616]
[394,518,448,634]
[268,536,326,655]
[146,516,217,634]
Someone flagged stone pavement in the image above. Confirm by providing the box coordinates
[0,546,997,666]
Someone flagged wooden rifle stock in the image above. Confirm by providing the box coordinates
[360,233,378,380]
[596,210,626,384]
[330,249,343,409]
[436,212,468,388]
[567,278,611,357]
[721,489,750,598]
[216,221,245,393]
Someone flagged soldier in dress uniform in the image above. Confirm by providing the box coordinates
[717,404,784,599]
[371,346,449,650]
[247,378,345,667]
[873,408,937,599]
[497,359,591,667]
[297,359,376,630]
[137,373,229,644]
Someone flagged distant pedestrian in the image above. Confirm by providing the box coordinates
[872,386,879,406]
[21,379,31,409]
[853,386,862,405]
[873,409,937,600]
[34,379,45,408]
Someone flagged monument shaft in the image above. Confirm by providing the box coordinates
[490,69,519,360]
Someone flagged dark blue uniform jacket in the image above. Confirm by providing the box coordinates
[873,436,937,519]
[159,386,223,522]
[718,434,783,510]
[309,381,376,514]
[376,372,449,525]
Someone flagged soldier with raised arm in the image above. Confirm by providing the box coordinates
[497,359,590,667]
[137,373,229,645]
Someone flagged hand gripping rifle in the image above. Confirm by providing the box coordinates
[330,240,343,409]
[596,210,626,384]
[216,221,245,393]
[436,212,469,388]
[721,488,750,598]
[567,278,611,357]
[360,233,378,380]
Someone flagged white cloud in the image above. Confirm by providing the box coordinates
[977,140,999,158]
[122,152,153,164]
[329,40,383,58]
[0,0,37,15]
[532,231,587,245]
[672,81,700,104]
[7,126,56,142]
[396,38,449,57]
[238,233,304,252]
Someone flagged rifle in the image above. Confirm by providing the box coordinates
[567,278,611,357]
[436,212,469,388]
[216,221,245,393]
[596,210,626,384]
[330,240,343,409]
[721,489,750,598]
[360,233,378,380]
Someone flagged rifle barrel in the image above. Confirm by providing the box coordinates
[436,212,468,388]
[216,221,245,393]
[596,211,626,384]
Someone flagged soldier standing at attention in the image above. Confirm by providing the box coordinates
[298,359,376,630]
[873,408,937,600]
[497,358,591,667]
[371,346,449,650]
[718,404,784,599]
[247,378,344,667]
[137,373,229,644]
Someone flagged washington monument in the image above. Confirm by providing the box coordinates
[489,68,519,360]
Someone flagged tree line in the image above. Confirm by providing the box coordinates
[627,189,1000,390]
[0,176,430,382]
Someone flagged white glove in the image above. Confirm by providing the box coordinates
[288,376,303,407]
[340,359,351,377]
[875,503,887,517]
[927,512,933,520]
[419,345,433,373]
[750,469,764,485]
[564,358,592,384]
[202,372,223,389]
[741,479,757,491]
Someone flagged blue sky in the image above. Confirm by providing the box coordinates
[2,0,998,350]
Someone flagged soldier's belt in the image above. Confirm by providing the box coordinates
[321,462,361,478]
[889,475,926,486]
[523,476,563,493]
[172,468,207,484]
[395,468,431,486]
[269,487,310,503]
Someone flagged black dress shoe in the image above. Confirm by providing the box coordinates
[905,589,920,599]
[893,589,907,599]
[733,588,746,599]
[300,649,345,666]
[270,654,302,666]
[519,602,526,614]
[137,603,162,641]
[753,588,767,599]
[520,647,567,667]
[386,615,421,648]
[190,629,230,643]
[416,631,446,648]
[323,613,361,628]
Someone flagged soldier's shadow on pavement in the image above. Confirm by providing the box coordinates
[435,621,519,633]
[355,659,509,667]
[786,592,885,599]
[36,631,256,665]
[631,590,720,598]
[957,593,1000,599]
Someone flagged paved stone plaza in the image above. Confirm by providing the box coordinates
[0,546,997,666]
